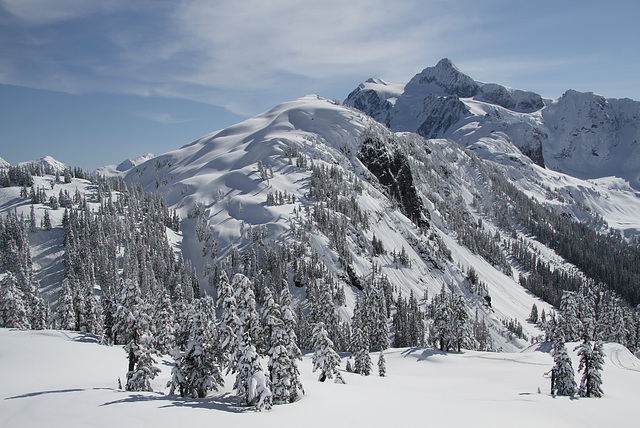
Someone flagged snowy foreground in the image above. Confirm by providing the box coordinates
[2,329,640,427]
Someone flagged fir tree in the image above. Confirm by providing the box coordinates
[233,273,263,353]
[217,270,240,373]
[0,272,30,329]
[112,279,159,391]
[551,331,576,396]
[575,339,604,398]
[234,331,272,410]
[312,322,342,382]
[169,297,224,398]
[378,351,386,377]
[153,292,176,355]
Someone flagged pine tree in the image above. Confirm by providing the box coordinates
[113,279,159,391]
[312,322,342,382]
[169,297,224,398]
[378,351,386,377]
[352,323,371,376]
[233,273,263,353]
[551,331,576,396]
[153,292,176,355]
[42,209,52,231]
[575,339,604,398]
[217,270,240,373]
[0,272,30,329]
[234,331,272,410]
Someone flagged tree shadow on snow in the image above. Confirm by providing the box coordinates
[402,347,448,361]
[101,391,252,413]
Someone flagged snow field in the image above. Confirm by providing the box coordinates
[2,328,640,427]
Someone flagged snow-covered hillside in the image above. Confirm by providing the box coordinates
[345,58,640,191]
[120,95,563,351]
[2,328,639,427]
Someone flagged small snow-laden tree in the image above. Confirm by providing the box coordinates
[312,322,343,382]
[112,279,159,391]
[378,351,386,377]
[551,330,576,396]
[42,209,52,231]
[234,331,272,411]
[77,281,102,336]
[277,283,304,401]
[153,292,176,355]
[352,324,371,376]
[168,297,224,398]
[125,330,160,392]
[261,287,281,351]
[0,272,30,329]
[232,273,264,353]
[559,291,583,342]
[575,339,604,398]
[267,287,305,404]
[217,270,240,372]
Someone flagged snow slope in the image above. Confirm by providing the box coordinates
[120,95,557,351]
[1,328,639,428]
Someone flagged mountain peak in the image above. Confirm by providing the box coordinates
[409,58,479,98]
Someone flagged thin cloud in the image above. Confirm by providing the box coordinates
[135,111,195,125]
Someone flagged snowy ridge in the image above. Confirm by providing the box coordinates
[95,152,156,177]
[345,58,640,190]
[118,95,560,351]
[17,155,66,173]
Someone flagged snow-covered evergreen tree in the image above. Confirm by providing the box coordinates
[575,339,604,398]
[0,272,30,329]
[265,285,305,404]
[153,292,175,355]
[551,330,576,396]
[378,351,386,377]
[112,279,159,391]
[232,273,263,353]
[217,270,240,372]
[312,322,342,382]
[234,331,272,411]
[169,297,224,398]
[125,331,160,392]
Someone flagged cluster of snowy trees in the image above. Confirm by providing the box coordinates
[0,210,49,329]
[529,284,640,354]
[550,326,605,398]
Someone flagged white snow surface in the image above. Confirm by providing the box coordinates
[1,328,639,427]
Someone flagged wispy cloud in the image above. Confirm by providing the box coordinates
[1,0,639,114]
[135,111,195,125]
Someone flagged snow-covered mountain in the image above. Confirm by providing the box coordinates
[345,58,640,190]
[95,152,156,177]
[17,155,66,173]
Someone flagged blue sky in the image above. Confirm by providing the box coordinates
[1,0,639,170]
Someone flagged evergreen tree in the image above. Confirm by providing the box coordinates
[551,331,576,396]
[42,209,52,231]
[234,331,272,410]
[351,324,371,376]
[112,279,159,391]
[233,273,263,353]
[575,339,604,398]
[153,292,176,355]
[378,351,386,377]
[312,322,342,382]
[169,297,224,398]
[217,270,240,372]
[0,273,30,329]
